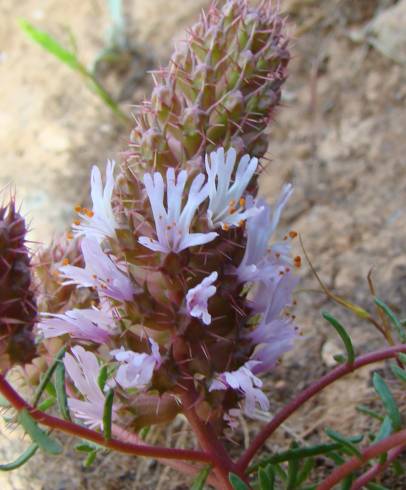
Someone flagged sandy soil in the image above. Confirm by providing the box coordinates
[1,0,405,488]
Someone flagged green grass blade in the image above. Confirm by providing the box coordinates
[19,20,81,71]
[97,365,109,392]
[0,443,38,471]
[18,409,62,455]
[322,312,355,364]
[373,373,401,431]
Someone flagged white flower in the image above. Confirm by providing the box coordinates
[60,237,135,302]
[209,361,269,417]
[139,168,218,253]
[64,346,117,429]
[112,338,161,390]
[73,160,118,242]
[186,272,218,325]
[205,147,260,229]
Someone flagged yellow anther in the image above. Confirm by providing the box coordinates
[73,219,81,226]
[62,258,69,266]
[66,231,73,240]
[289,230,298,239]
[74,204,82,213]
[239,197,246,207]
[222,223,230,231]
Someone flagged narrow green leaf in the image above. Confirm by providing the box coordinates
[322,312,355,364]
[375,298,406,342]
[325,428,362,458]
[258,466,273,490]
[296,458,315,486]
[103,389,114,440]
[84,449,97,467]
[248,436,364,473]
[229,473,249,490]
[32,346,66,406]
[356,404,384,421]
[191,465,212,490]
[18,409,62,455]
[0,443,38,471]
[398,353,406,365]
[373,373,402,431]
[373,416,392,444]
[97,365,109,392]
[55,362,71,421]
[341,474,354,490]
[390,363,406,384]
[37,397,56,412]
[366,483,390,490]
[139,426,150,440]
[19,20,81,71]
[287,454,300,490]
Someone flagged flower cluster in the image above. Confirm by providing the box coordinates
[33,0,296,433]
[37,143,298,429]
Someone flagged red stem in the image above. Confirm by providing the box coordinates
[112,424,220,487]
[351,444,405,490]
[237,344,406,472]
[316,430,406,490]
[0,374,211,464]
[181,388,237,490]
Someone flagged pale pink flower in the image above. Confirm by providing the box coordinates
[249,272,298,374]
[139,168,217,253]
[112,338,161,390]
[237,184,293,282]
[73,160,118,242]
[64,346,117,429]
[209,361,269,417]
[38,305,116,343]
[186,271,218,325]
[60,237,135,302]
[205,147,260,229]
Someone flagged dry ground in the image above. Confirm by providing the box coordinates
[0,0,406,488]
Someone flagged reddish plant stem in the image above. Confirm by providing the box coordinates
[237,344,406,473]
[316,430,406,490]
[0,374,211,464]
[351,444,405,490]
[112,425,220,487]
[181,388,236,490]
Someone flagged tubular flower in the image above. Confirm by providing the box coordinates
[139,168,217,253]
[210,361,269,417]
[38,305,116,344]
[60,237,135,302]
[249,272,298,374]
[206,147,260,229]
[237,184,294,282]
[64,345,117,429]
[73,160,118,242]
[112,339,161,390]
[186,271,218,325]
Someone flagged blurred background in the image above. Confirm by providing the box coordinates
[0,0,406,488]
